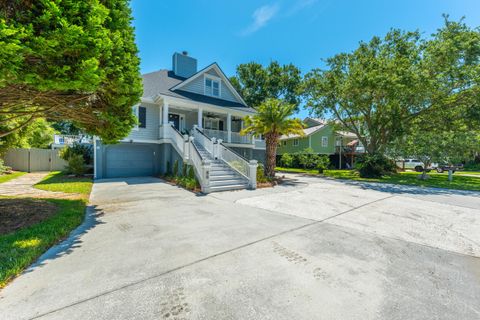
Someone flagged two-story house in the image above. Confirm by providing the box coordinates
[94,52,265,193]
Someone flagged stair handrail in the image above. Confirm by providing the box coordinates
[192,125,214,155]
[168,124,186,155]
[217,142,250,179]
[188,137,210,193]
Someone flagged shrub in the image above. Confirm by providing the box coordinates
[176,175,199,191]
[293,148,321,169]
[173,160,179,177]
[256,163,269,183]
[65,154,86,176]
[188,165,195,179]
[280,153,293,167]
[60,143,93,164]
[355,154,396,178]
[0,159,11,174]
[315,155,330,173]
[464,161,480,171]
[166,161,171,175]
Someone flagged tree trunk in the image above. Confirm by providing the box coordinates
[265,133,279,178]
[420,161,430,180]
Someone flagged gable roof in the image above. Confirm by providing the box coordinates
[280,124,327,140]
[170,63,248,106]
[304,117,325,127]
[141,66,254,113]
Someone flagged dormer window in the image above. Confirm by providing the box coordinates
[205,76,220,97]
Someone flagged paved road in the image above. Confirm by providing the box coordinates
[1,174,479,319]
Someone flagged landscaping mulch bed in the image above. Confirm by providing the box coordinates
[0,198,58,235]
[257,176,285,188]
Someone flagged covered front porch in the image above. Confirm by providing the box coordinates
[159,97,264,148]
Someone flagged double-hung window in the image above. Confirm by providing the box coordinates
[132,105,146,129]
[293,139,299,146]
[205,76,220,97]
[322,136,328,147]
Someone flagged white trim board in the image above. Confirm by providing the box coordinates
[170,63,247,106]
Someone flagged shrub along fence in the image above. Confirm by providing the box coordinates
[3,148,67,172]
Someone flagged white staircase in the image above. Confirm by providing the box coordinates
[192,140,250,192]
[161,123,257,194]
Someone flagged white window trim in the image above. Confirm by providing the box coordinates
[322,136,328,147]
[204,74,221,98]
[132,104,140,131]
[293,139,299,146]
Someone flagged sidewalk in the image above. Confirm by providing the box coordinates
[0,172,80,199]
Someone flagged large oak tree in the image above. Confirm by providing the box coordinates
[304,17,480,159]
[230,61,302,110]
[0,0,142,143]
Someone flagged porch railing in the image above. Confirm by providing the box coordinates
[203,128,228,142]
[202,128,253,144]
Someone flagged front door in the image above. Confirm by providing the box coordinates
[168,113,180,131]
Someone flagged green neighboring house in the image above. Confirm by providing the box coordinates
[277,118,363,168]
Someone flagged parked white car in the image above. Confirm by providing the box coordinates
[396,159,438,172]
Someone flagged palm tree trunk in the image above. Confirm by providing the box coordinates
[265,133,278,178]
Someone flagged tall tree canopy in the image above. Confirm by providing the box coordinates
[304,17,480,159]
[0,0,142,143]
[230,61,302,109]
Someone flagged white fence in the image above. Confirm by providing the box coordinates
[3,148,67,172]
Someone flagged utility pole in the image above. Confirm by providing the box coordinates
[336,137,342,169]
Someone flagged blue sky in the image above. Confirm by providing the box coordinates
[130,0,480,118]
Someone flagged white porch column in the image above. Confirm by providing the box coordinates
[162,101,169,124]
[197,107,203,129]
[161,100,170,138]
[227,113,232,143]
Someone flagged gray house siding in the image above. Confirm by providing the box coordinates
[126,103,159,141]
[95,140,184,179]
[180,69,241,104]
[181,76,204,96]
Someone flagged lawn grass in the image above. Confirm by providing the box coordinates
[276,167,480,192]
[0,171,26,184]
[458,171,480,176]
[34,171,93,195]
[0,197,87,288]
[276,167,319,175]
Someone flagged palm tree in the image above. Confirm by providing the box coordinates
[241,99,304,178]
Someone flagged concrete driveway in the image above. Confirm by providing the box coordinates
[1,174,480,319]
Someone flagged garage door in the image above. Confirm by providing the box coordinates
[105,144,155,178]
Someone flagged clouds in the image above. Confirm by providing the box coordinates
[241,4,280,36]
[287,0,318,16]
[241,0,318,36]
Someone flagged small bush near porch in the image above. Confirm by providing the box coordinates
[162,161,200,192]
